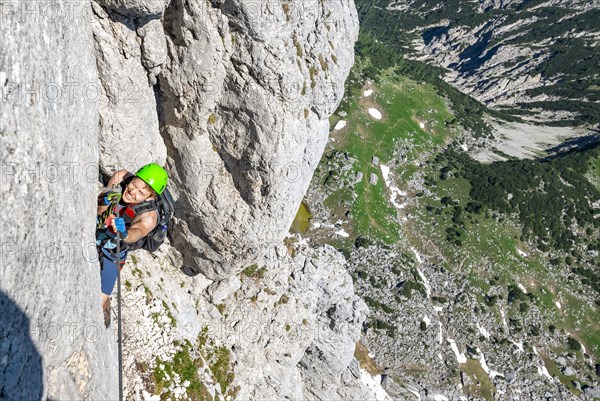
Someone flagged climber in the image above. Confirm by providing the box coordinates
[96,163,169,327]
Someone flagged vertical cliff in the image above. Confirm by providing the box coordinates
[1,0,365,398]
[158,0,359,279]
[1,1,118,399]
[90,0,359,279]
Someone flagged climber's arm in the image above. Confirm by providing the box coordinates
[121,211,158,244]
[97,170,130,215]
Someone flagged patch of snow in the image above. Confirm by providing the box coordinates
[359,369,393,401]
[500,307,508,331]
[517,249,528,258]
[422,315,431,326]
[509,339,524,353]
[410,248,431,298]
[517,283,527,293]
[419,122,426,129]
[334,120,347,131]
[479,352,504,379]
[477,323,490,339]
[406,386,421,400]
[314,221,336,230]
[555,301,562,310]
[334,228,350,238]
[411,247,423,264]
[143,391,161,401]
[380,164,408,209]
[368,108,382,120]
[364,89,373,97]
[536,363,553,381]
[380,164,392,182]
[460,144,469,151]
[433,394,449,401]
[416,268,432,298]
[447,338,467,364]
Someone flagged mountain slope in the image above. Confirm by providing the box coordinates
[357,0,600,127]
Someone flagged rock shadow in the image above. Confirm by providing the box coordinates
[0,290,43,400]
[543,132,600,161]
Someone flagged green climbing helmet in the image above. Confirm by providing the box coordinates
[136,163,169,195]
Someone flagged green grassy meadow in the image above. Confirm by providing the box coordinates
[323,69,457,245]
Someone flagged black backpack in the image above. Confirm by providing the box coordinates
[120,174,175,253]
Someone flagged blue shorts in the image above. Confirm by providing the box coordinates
[97,231,128,296]
[99,248,128,296]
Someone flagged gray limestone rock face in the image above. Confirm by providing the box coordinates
[89,0,357,280]
[158,0,359,279]
[95,0,167,18]
[91,0,167,173]
[2,0,362,398]
[115,240,381,400]
[0,0,117,398]
[138,19,168,83]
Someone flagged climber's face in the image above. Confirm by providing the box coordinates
[122,178,154,204]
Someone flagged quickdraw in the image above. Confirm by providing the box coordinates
[97,190,122,230]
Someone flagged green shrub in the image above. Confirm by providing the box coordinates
[241,264,267,279]
[567,337,582,351]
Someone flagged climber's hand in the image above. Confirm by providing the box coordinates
[112,217,128,239]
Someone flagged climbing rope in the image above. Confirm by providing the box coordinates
[116,234,124,401]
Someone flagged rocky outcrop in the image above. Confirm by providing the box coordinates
[400,0,600,117]
[91,0,168,173]
[478,0,523,11]
[96,0,166,18]
[0,1,117,399]
[118,239,378,400]
[157,0,359,279]
[413,19,554,108]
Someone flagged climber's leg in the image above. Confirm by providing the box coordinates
[100,253,119,297]
[99,248,128,296]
